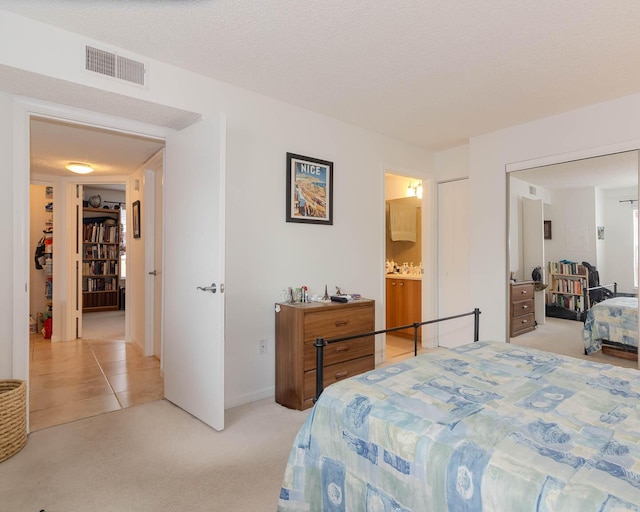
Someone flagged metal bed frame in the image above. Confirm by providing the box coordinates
[313,307,481,402]
[583,282,618,312]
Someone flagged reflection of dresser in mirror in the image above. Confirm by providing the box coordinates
[510,281,535,337]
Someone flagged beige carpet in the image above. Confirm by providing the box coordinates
[0,398,309,512]
[82,310,125,341]
[511,316,638,369]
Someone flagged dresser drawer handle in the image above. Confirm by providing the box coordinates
[521,319,528,324]
[335,371,349,379]
[335,346,349,352]
[522,305,528,309]
[335,320,349,327]
[521,290,528,295]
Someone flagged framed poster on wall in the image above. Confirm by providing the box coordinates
[286,153,333,225]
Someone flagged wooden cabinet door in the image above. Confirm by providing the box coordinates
[386,279,421,339]
[386,279,401,329]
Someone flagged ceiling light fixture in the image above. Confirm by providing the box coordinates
[65,162,94,174]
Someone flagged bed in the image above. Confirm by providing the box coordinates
[583,296,638,357]
[278,341,640,511]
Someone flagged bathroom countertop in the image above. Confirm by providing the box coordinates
[385,274,422,280]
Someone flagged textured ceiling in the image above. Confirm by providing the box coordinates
[511,151,638,191]
[2,0,640,151]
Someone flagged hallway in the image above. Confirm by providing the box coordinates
[29,311,164,431]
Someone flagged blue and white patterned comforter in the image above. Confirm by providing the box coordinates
[583,297,638,354]
[278,341,640,511]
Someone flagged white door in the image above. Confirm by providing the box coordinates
[437,178,473,348]
[153,164,164,359]
[163,116,226,431]
[522,197,545,326]
[143,156,165,358]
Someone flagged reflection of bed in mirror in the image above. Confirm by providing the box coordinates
[583,283,638,360]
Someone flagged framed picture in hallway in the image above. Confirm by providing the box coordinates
[286,152,333,225]
[132,200,141,238]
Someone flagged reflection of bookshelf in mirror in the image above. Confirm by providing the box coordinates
[546,261,589,321]
[82,208,120,312]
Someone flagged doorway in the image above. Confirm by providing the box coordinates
[15,97,227,433]
[27,116,165,430]
[384,172,423,363]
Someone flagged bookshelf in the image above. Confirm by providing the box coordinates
[82,208,120,312]
[546,261,589,321]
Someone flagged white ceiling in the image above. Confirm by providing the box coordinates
[30,117,164,177]
[3,1,640,176]
[511,151,638,191]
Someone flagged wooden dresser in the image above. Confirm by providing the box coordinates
[275,299,375,410]
[510,281,535,337]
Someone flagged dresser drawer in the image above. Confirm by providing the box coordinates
[303,355,374,401]
[511,299,534,318]
[511,312,535,335]
[303,336,374,371]
[511,282,534,301]
[303,305,374,342]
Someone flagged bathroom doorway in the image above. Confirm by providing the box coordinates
[384,173,423,363]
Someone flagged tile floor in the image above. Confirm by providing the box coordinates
[384,333,436,365]
[29,311,164,431]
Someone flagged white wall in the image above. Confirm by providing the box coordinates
[0,93,12,377]
[0,13,433,407]
[508,176,551,281]
[595,187,606,282]
[127,168,145,352]
[83,186,125,208]
[386,173,416,200]
[602,186,637,294]
[30,185,50,329]
[468,93,640,342]
[544,187,597,266]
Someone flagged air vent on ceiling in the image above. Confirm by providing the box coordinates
[529,185,537,195]
[85,46,146,86]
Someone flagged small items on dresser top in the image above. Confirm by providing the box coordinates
[282,284,363,304]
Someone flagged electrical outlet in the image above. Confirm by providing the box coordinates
[259,339,267,355]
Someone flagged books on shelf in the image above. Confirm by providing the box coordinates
[547,293,585,312]
[83,260,118,276]
[82,208,120,311]
[83,244,118,259]
[547,261,586,276]
[546,260,589,315]
[83,221,118,244]
[83,276,117,292]
[552,278,583,295]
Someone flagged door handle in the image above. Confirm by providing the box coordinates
[197,283,217,293]
[148,270,157,276]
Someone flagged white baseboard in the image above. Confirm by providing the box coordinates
[225,385,275,409]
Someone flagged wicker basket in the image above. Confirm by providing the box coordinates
[0,380,27,463]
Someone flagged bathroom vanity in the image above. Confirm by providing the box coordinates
[385,275,422,340]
